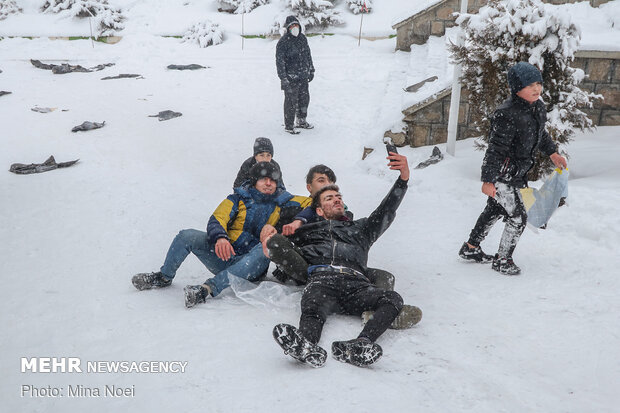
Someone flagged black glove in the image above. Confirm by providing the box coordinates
[281,78,291,90]
[308,72,314,82]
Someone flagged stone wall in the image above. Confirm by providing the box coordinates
[572,51,620,126]
[400,51,620,147]
[393,0,614,52]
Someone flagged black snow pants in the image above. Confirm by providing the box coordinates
[283,80,309,128]
[299,273,403,344]
[467,182,527,258]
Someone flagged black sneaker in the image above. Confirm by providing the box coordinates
[295,119,314,129]
[131,271,172,291]
[492,256,521,275]
[458,242,493,263]
[183,285,210,308]
[331,338,382,367]
[362,304,423,330]
[284,126,300,135]
[273,324,327,368]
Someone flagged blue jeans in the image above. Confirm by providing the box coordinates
[160,229,270,297]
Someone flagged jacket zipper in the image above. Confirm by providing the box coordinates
[329,219,336,266]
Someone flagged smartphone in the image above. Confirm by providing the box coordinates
[386,143,398,155]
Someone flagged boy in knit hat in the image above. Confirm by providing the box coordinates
[233,137,285,189]
[458,62,567,275]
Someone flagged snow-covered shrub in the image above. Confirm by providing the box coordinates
[41,0,124,36]
[0,0,22,20]
[274,0,343,33]
[218,0,269,14]
[449,0,599,179]
[347,0,372,15]
[182,21,224,48]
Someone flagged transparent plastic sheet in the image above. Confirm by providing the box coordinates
[520,168,569,230]
[228,275,303,309]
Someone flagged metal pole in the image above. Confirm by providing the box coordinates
[358,13,364,47]
[446,0,468,157]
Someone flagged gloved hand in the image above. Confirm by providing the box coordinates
[308,72,314,82]
[281,78,291,90]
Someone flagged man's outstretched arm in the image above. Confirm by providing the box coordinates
[365,153,410,243]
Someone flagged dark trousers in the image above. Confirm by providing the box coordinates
[283,81,309,128]
[299,274,403,344]
[468,182,527,258]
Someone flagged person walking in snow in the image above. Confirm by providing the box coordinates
[458,62,567,275]
[131,162,307,308]
[233,137,285,190]
[268,153,411,368]
[276,15,315,135]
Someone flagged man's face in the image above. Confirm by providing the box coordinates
[307,173,334,196]
[517,82,543,104]
[255,177,276,195]
[254,152,272,163]
[316,190,345,220]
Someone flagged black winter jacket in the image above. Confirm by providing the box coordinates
[233,157,285,190]
[276,17,314,83]
[288,178,408,276]
[481,96,557,188]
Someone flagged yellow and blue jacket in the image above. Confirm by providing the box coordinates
[207,185,311,255]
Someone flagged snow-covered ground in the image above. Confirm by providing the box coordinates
[2,3,620,413]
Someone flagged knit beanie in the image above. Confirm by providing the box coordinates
[253,137,274,156]
[507,62,543,96]
[249,161,281,186]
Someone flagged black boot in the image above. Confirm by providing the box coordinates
[131,271,172,291]
[458,242,493,263]
[183,285,211,308]
[273,324,327,368]
[492,255,521,275]
[331,337,382,367]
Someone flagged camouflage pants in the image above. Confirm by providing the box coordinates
[467,182,527,258]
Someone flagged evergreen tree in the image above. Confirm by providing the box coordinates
[0,0,22,20]
[183,21,224,48]
[41,0,124,36]
[218,0,269,14]
[275,0,343,33]
[449,0,599,179]
[347,0,372,15]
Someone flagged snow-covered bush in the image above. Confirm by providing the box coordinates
[218,0,269,14]
[182,21,224,48]
[274,0,343,33]
[347,0,372,15]
[0,0,22,20]
[41,0,124,36]
[449,0,599,179]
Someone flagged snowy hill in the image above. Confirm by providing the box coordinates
[2,2,620,413]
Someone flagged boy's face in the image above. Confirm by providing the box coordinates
[307,173,334,196]
[254,177,276,195]
[254,152,272,163]
[517,82,543,104]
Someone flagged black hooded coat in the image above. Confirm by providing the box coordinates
[276,16,315,84]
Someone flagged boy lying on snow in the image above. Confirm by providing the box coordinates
[264,153,415,368]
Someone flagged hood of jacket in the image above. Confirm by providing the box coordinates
[284,15,301,29]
